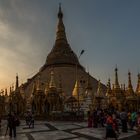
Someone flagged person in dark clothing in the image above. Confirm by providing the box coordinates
[29,115,34,128]
[88,112,93,127]
[92,110,98,128]
[120,109,128,133]
[0,115,1,130]
[105,113,118,140]
[7,113,17,137]
[100,110,105,127]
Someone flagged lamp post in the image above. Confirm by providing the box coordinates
[76,50,85,115]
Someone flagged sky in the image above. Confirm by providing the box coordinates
[0,0,140,91]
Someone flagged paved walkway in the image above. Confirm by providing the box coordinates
[0,120,139,140]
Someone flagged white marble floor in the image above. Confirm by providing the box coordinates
[0,120,138,140]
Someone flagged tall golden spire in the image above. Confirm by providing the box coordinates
[5,88,8,96]
[15,73,19,90]
[45,4,80,67]
[127,71,134,95]
[106,78,112,97]
[56,3,67,44]
[136,73,140,95]
[72,80,79,99]
[114,67,120,89]
[72,80,84,100]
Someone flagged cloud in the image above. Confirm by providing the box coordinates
[0,0,57,89]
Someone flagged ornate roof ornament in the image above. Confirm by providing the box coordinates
[114,67,120,90]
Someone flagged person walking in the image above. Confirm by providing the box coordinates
[29,114,34,128]
[105,112,118,140]
[92,110,98,128]
[7,113,17,138]
[130,111,137,130]
[120,109,128,133]
[112,113,119,137]
[87,112,93,127]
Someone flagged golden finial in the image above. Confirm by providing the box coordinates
[58,3,63,19]
[114,66,120,89]
[127,71,134,95]
[56,3,67,43]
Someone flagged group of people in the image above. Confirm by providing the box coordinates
[0,111,35,138]
[87,108,140,140]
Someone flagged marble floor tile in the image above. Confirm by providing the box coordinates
[17,124,50,133]
[54,124,81,130]
[31,130,76,140]
[72,127,136,140]
[70,137,88,140]
[0,134,28,140]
